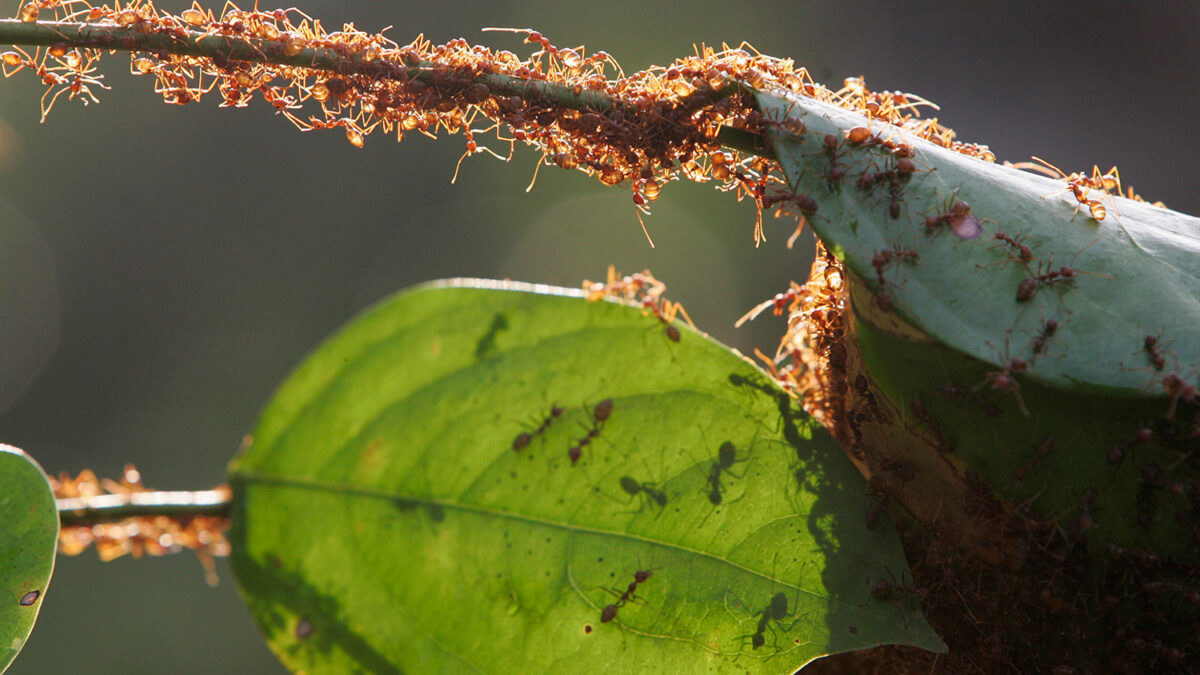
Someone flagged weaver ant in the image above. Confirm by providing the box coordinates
[512,403,565,451]
[1032,318,1059,355]
[923,198,981,239]
[568,398,613,465]
[601,567,656,623]
[1013,436,1056,481]
[734,282,805,328]
[1143,334,1167,371]
[1016,263,1076,303]
[1017,156,1118,221]
[994,231,1034,263]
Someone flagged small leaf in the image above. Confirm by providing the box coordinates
[0,445,58,673]
[756,88,1200,395]
[229,279,944,674]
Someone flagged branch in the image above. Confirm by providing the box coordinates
[0,19,773,157]
[57,488,231,527]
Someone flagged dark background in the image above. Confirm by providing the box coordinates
[0,1,1196,672]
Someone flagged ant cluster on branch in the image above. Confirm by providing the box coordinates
[51,466,231,584]
[2,0,1017,245]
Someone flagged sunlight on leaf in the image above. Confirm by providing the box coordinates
[229,279,944,673]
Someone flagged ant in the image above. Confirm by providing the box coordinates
[855,158,916,219]
[706,441,748,505]
[871,249,919,285]
[600,568,655,623]
[870,248,918,311]
[735,282,805,328]
[977,341,1030,415]
[1013,436,1055,481]
[641,295,692,342]
[1143,334,1166,371]
[1161,372,1198,420]
[1032,318,1059,355]
[1019,156,1116,221]
[813,133,849,187]
[618,475,667,508]
[762,190,819,247]
[512,403,565,451]
[1105,426,1152,465]
[923,199,981,239]
[1016,263,1076,303]
[993,231,1034,264]
[864,568,925,628]
[568,398,613,465]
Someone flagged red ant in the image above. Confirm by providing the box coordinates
[641,296,691,342]
[977,342,1030,415]
[1016,264,1076,303]
[568,398,613,465]
[1018,156,1116,221]
[814,133,849,187]
[994,231,1034,263]
[512,404,565,451]
[1162,372,1198,419]
[1107,426,1152,465]
[871,249,919,284]
[601,568,655,623]
[865,569,924,628]
[923,199,981,239]
[855,158,916,219]
[1144,334,1166,371]
[762,190,819,245]
[1032,318,1059,355]
[870,249,918,311]
[1013,436,1055,481]
[735,282,804,328]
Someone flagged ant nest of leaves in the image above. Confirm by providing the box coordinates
[52,465,231,585]
[6,0,1015,244]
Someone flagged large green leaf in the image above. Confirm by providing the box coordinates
[0,445,58,673]
[753,88,1200,565]
[228,279,944,674]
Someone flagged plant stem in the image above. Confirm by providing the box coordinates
[0,19,773,158]
[57,488,232,527]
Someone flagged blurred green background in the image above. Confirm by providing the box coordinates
[0,0,1196,672]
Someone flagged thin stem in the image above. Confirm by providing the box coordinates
[0,19,773,158]
[57,488,232,527]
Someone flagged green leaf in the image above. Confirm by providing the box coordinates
[228,279,944,674]
[755,88,1200,396]
[0,445,58,673]
[753,89,1200,566]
